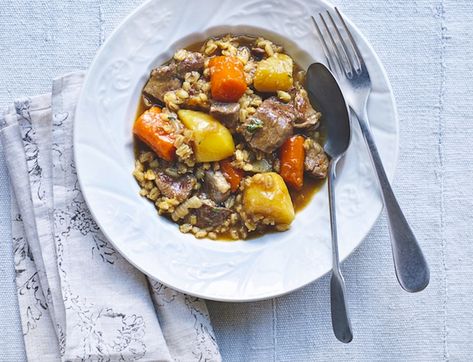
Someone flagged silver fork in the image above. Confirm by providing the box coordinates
[311,8,430,293]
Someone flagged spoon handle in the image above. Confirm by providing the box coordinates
[357,112,430,292]
[327,160,353,343]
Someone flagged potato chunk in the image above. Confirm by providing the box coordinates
[243,172,295,226]
[253,54,294,93]
[178,110,235,162]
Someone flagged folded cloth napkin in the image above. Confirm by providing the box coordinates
[0,72,221,362]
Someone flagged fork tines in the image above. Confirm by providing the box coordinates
[311,8,364,78]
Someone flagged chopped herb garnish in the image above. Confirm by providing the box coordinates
[246,118,263,133]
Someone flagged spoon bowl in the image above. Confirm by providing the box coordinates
[306,63,351,158]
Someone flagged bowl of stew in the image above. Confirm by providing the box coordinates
[74,0,399,301]
[132,34,329,241]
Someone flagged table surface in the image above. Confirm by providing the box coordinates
[1,0,471,361]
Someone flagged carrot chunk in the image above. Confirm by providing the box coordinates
[133,106,176,161]
[209,56,247,102]
[220,159,244,192]
[279,135,305,190]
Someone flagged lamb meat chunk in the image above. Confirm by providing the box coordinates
[304,139,329,179]
[204,170,231,203]
[143,64,182,103]
[209,101,240,130]
[194,203,232,228]
[154,172,195,202]
[143,51,205,103]
[176,51,205,78]
[243,97,295,153]
[293,88,320,129]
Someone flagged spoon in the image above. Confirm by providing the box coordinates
[306,62,353,343]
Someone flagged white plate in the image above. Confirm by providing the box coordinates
[74,0,399,302]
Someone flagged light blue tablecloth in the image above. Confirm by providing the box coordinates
[1,0,471,361]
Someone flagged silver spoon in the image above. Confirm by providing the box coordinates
[306,62,353,343]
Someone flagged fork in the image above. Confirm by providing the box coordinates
[311,8,430,293]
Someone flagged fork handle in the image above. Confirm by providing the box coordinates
[356,113,430,292]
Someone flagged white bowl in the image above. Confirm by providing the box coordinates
[74,0,399,301]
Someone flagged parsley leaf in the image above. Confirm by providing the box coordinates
[246,118,263,133]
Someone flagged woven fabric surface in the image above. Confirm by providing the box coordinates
[1,0,471,361]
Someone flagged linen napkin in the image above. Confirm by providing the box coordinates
[0,72,221,362]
